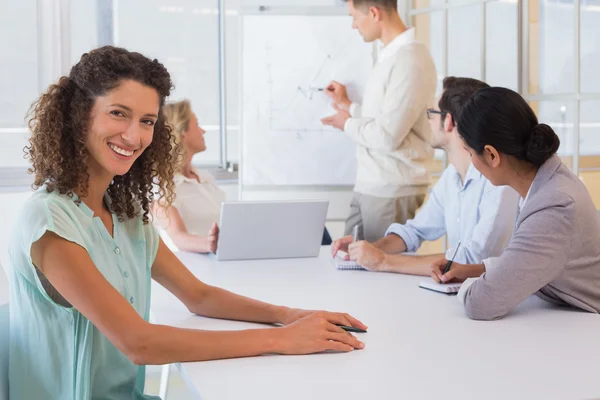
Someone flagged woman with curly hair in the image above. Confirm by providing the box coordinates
[7,46,366,400]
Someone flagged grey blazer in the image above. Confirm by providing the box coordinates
[459,155,600,320]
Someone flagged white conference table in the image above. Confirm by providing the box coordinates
[150,248,600,400]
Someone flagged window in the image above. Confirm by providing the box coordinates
[115,0,222,165]
[580,0,600,93]
[411,0,600,207]
[531,0,576,94]
[71,0,101,66]
[448,5,483,79]
[0,0,38,169]
[413,10,446,92]
[410,0,518,162]
[486,0,518,90]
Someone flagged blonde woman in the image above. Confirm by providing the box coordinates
[154,100,223,253]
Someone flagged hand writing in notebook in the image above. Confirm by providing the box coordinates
[430,259,486,283]
[347,240,387,272]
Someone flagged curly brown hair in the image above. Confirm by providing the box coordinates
[26,46,176,224]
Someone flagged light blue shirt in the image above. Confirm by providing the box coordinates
[385,163,519,264]
[8,189,160,400]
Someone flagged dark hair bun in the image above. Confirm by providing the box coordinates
[525,123,560,167]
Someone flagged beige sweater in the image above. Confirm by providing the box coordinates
[345,34,437,198]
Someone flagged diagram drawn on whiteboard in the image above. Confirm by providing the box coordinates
[242,14,374,185]
[266,36,362,133]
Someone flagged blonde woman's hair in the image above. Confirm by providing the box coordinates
[162,99,192,173]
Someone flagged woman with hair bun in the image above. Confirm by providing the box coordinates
[430,87,600,320]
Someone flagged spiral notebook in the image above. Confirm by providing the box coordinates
[419,279,462,294]
[334,257,367,271]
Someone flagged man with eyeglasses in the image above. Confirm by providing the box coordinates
[321,0,437,242]
[332,77,520,276]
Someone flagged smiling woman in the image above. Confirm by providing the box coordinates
[26,46,176,223]
[8,46,367,400]
[86,82,160,178]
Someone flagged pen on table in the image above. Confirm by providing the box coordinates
[336,324,367,333]
[442,241,462,275]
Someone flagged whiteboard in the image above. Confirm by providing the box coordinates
[241,13,373,186]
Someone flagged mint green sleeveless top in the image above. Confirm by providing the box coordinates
[8,189,160,399]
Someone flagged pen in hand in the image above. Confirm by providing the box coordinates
[442,241,462,276]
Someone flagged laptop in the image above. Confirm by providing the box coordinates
[216,200,329,261]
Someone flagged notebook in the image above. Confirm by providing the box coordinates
[419,279,462,294]
[334,257,367,271]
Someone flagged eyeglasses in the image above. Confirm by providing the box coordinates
[426,108,447,120]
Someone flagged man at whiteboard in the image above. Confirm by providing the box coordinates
[322,0,437,242]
